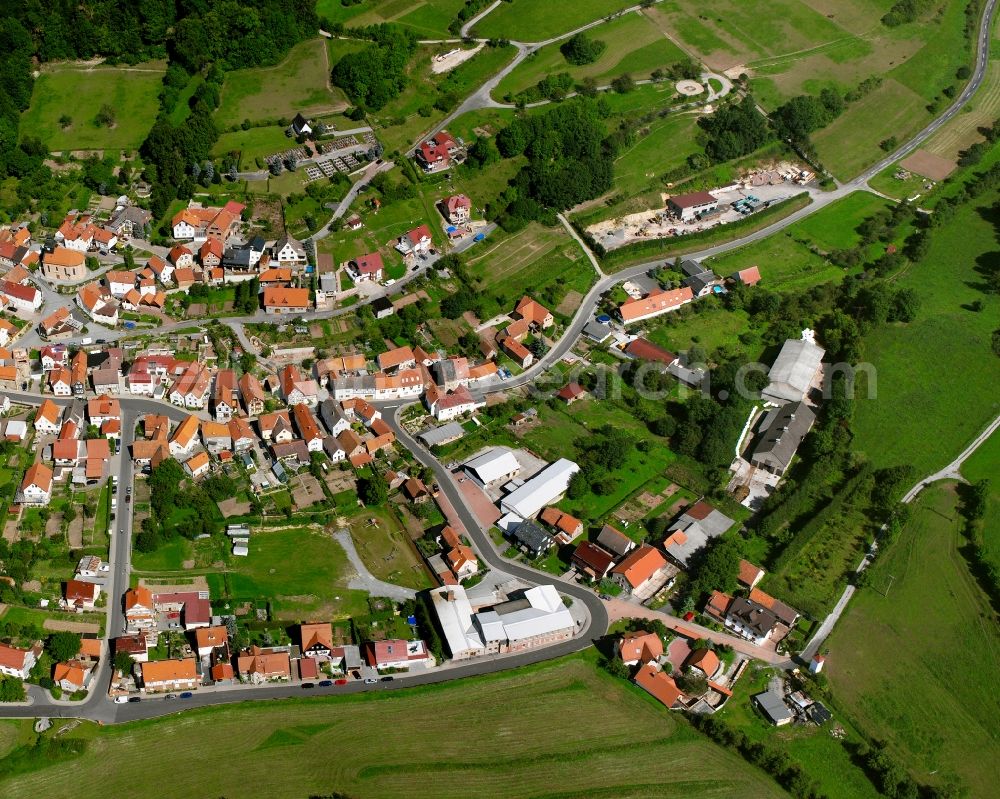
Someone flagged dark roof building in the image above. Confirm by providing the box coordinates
[571,541,615,580]
[750,401,816,475]
[510,521,555,558]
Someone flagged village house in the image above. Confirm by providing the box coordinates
[732,265,762,286]
[76,283,119,326]
[597,524,636,558]
[124,586,156,631]
[292,404,324,452]
[106,270,137,298]
[619,287,694,325]
[272,235,308,268]
[281,364,319,407]
[442,194,471,224]
[396,225,433,257]
[263,286,310,315]
[348,252,384,283]
[762,335,825,406]
[0,280,42,314]
[416,130,461,173]
[299,623,333,660]
[34,399,62,436]
[619,630,663,666]
[169,362,211,409]
[424,384,485,421]
[239,372,267,416]
[212,369,238,421]
[0,641,42,679]
[62,579,100,612]
[501,337,533,369]
[539,507,583,544]
[172,202,242,243]
[663,501,735,569]
[228,417,256,452]
[141,658,199,693]
[54,660,94,692]
[377,346,416,373]
[610,545,668,596]
[364,639,433,671]
[237,646,291,683]
[571,540,616,581]
[17,462,54,505]
[169,414,200,457]
[194,625,228,658]
[200,421,232,456]
[42,246,87,282]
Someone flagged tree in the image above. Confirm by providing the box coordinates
[94,104,116,127]
[58,114,72,129]
[560,33,606,66]
[687,536,742,601]
[610,73,635,94]
[48,631,82,663]
[603,657,629,679]
[674,671,708,695]
[113,650,134,676]
[360,471,388,505]
[0,676,25,703]
[567,470,589,499]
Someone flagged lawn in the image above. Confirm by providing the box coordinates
[851,190,1000,477]
[493,10,687,99]
[318,190,437,266]
[706,191,893,292]
[719,663,881,799]
[473,0,633,40]
[21,61,166,152]
[959,427,1000,576]
[203,526,370,621]
[347,506,433,591]
[317,0,467,38]
[0,655,789,798]
[612,112,701,195]
[825,485,1000,798]
[212,126,293,168]
[645,301,758,361]
[216,38,351,128]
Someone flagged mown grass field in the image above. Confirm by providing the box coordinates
[706,191,891,291]
[21,62,166,151]
[473,0,632,40]
[851,190,1000,477]
[0,655,789,799]
[612,112,701,194]
[960,427,1000,576]
[493,9,687,98]
[347,506,433,591]
[217,38,351,127]
[825,485,1000,798]
[317,0,466,38]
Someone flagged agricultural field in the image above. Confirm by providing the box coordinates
[216,38,352,128]
[0,655,789,798]
[706,191,892,292]
[462,222,599,316]
[473,0,633,40]
[493,9,687,99]
[826,485,1000,798]
[959,428,1000,576]
[643,0,976,179]
[851,189,1000,477]
[316,0,466,38]
[21,61,166,152]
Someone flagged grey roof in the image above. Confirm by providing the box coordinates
[583,320,612,342]
[684,271,718,294]
[372,297,394,314]
[754,690,793,725]
[808,702,832,724]
[465,448,520,484]
[510,521,554,555]
[665,504,735,567]
[274,235,306,257]
[751,401,816,473]
[596,525,635,557]
[319,398,350,434]
[418,422,466,447]
[499,458,580,518]
[763,338,825,405]
[222,247,253,269]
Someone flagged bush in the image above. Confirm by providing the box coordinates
[560,33,606,66]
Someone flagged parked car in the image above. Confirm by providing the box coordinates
[127,696,141,703]
[363,677,377,685]
[301,682,315,689]
[380,676,394,682]
[164,694,176,700]
[334,678,348,685]
[179,692,193,699]
[318,680,333,687]
[113,695,129,704]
